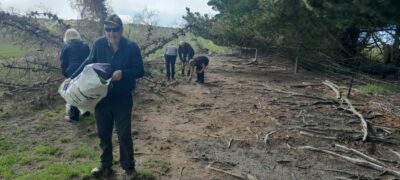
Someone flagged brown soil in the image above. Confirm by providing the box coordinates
[2,53,400,180]
[131,54,400,179]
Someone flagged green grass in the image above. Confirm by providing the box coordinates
[0,135,14,152]
[360,83,400,95]
[15,161,96,180]
[136,168,155,179]
[140,158,169,176]
[59,135,71,143]
[145,32,227,60]
[69,144,97,159]
[0,43,26,58]
[0,152,50,179]
[362,46,384,63]
[34,145,60,155]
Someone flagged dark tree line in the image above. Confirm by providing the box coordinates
[184,0,400,73]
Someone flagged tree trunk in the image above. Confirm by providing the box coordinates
[392,26,400,66]
[340,25,360,60]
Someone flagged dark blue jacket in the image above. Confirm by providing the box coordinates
[194,56,209,69]
[178,42,195,61]
[60,39,90,77]
[71,36,144,99]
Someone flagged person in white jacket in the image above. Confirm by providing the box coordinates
[164,44,178,81]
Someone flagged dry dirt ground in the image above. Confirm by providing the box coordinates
[131,54,400,180]
[1,54,400,180]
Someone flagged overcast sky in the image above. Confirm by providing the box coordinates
[0,0,216,27]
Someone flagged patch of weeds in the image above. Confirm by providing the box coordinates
[136,168,155,179]
[15,161,97,180]
[360,83,400,95]
[0,152,46,179]
[0,43,26,58]
[38,109,57,120]
[69,143,97,159]
[59,135,71,143]
[78,114,96,127]
[12,128,25,137]
[17,144,30,152]
[141,158,170,174]
[34,145,60,155]
[0,135,13,152]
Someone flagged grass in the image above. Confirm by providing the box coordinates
[0,152,51,179]
[136,168,155,179]
[360,83,400,95]
[0,43,26,58]
[140,158,169,176]
[15,161,96,180]
[35,145,60,155]
[69,143,97,159]
[0,135,13,152]
[59,135,71,143]
[145,32,227,60]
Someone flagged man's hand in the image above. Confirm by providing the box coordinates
[112,70,123,81]
[64,78,72,85]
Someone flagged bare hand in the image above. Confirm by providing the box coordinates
[112,70,123,81]
[64,78,71,85]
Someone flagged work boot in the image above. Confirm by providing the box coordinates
[81,112,91,117]
[64,116,78,123]
[124,169,137,180]
[91,166,113,177]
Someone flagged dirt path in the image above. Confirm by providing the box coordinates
[129,54,400,180]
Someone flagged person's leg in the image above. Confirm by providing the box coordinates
[114,99,135,171]
[69,105,80,121]
[181,60,186,76]
[199,71,205,83]
[171,56,176,80]
[195,67,201,82]
[165,55,171,81]
[95,105,114,168]
[187,59,191,76]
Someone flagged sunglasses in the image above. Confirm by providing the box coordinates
[105,27,121,32]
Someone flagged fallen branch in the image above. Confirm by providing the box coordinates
[343,97,368,141]
[207,163,246,179]
[264,130,277,146]
[301,146,400,177]
[323,80,341,99]
[179,167,185,180]
[299,131,337,140]
[322,169,359,177]
[246,127,259,140]
[334,177,352,180]
[389,149,400,161]
[227,138,233,148]
[323,80,368,141]
[334,144,387,167]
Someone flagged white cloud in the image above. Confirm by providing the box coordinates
[0,0,216,26]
